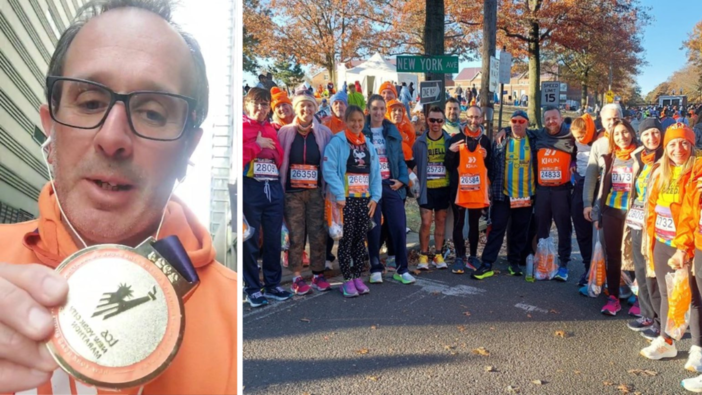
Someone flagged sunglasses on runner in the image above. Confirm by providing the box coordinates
[428,118,444,124]
[511,119,527,125]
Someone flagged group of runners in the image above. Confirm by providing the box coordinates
[242,80,702,392]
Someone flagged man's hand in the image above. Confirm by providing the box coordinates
[0,263,68,393]
[256,132,275,150]
[336,200,346,209]
[496,129,507,144]
[368,200,377,217]
[390,179,404,191]
[449,140,465,152]
[668,249,688,270]
[583,207,593,222]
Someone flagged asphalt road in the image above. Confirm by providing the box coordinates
[243,243,695,395]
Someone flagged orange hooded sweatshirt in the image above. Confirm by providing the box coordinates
[672,158,702,259]
[386,99,416,161]
[323,115,346,135]
[0,184,237,395]
[645,164,694,273]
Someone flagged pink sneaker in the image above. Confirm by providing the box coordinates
[628,301,641,317]
[312,274,331,291]
[354,278,370,295]
[340,280,359,298]
[601,295,621,316]
[291,277,312,295]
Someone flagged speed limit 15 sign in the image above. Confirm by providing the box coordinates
[541,81,560,107]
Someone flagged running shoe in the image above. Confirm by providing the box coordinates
[432,254,448,269]
[577,272,588,287]
[686,346,702,372]
[640,336,677,360]
[627,295,637,305]
[628,301,641,317]
[312,274,331,291]
[641,325,661,341]
[265,286,293,301]
[681,375,702,393]
[466,256,480,271]
[554,267,568,282]
[507,264,523,276]
[353,278,370,295]
[417,254,430,270]
[578,286,589,297]
[370,272,383,284]
[291,277,312,295]
[451,257,465,274]
[247,291,268,308]
[471,264,494,280]
[627,317,653,332]
[393,272,416,284]
[340,280,359,298]
[601,295,621,316]
[386,256,397,271]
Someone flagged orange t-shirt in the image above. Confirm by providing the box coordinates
[537,148,571,186]
[323,115,346,135]
[1,185,237,395]
[455,145,489,209]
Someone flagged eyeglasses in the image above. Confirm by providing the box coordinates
[428,118,444,124]
[248,101,271,109]
[511,119,527,125]
[47,76,197,141]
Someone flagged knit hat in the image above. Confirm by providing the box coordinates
[292,85,318,111]
[511,109,528,120]
[638,117,662,135]
[378,81,398,97]
[270,87,291,110]
[663,122,695,146]
[330,90,348,106]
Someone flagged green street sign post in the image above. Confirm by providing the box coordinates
[396,55,459,74]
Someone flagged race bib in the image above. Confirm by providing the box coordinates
[347,173,370,196]
[509,196,532,209]
[654,205,676,242]
[625,201,645,230]
[427,162,446,180]
[539,169,561,181]
[459,174,481,191]
[253,158,279,181]
[612,166,633,192]
[290,164,318,189]
[379,157,391,180]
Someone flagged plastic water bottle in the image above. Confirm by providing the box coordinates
[525,254,535,283]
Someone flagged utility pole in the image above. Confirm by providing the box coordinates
[497,45,506,132]
[481,0,497,139]
[424,0,445,118]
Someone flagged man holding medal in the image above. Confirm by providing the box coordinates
[0,1,237,394]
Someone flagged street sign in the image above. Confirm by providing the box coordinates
[420,80,443,104]
[396,55,459,74]
[605,90,615,103]
[541,81,560,107]
[498,52,512,84]
[489,56,499,93]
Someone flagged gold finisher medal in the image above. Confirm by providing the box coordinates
[46,237,198,389]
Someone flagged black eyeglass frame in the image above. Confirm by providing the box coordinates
[46,76,198,141]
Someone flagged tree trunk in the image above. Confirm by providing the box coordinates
[527,20,541,128]
[424,0,445,114]
[580,74,588,111]
[480,0,497,138]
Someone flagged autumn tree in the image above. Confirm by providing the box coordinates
[245,0,374,85]
[683,20,702,68]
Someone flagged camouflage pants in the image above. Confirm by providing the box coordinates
[284,188,326,273]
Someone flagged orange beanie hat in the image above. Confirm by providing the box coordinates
[378,81,398,97]
[664,122,695,146]
[270,87,292,110]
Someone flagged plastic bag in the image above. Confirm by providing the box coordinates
[587,239,606,297]
[535,237,558,280]
[407,171,421,199]
[325,196,344,241]
[242,215,254,242]
[621,271,636,296]
[666,268,691,341]
[281,223,290,251]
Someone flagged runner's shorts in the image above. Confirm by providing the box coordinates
[420,186,451,211]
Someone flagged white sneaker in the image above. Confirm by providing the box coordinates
[325,260,334,270]
[370,272,383,284]
[640,336,678,360]
[687,346,702,372]
[417,262,429,270]
[393,271,416,284]
[683,374,702,392]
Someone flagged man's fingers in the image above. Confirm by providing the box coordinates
[0,322,58,372]
[0,264,67,307]
[0,359,53,393]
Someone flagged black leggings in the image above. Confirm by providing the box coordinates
[452,204,481,258]
[602,207,627,298]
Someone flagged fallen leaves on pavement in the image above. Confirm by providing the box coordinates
[457,325,466,332]
[300,318,310,323]
[356,348,370,355]
[366,375,380,381]
[554,330,572,338]
[531,380,545,385]
[472,347,490,356]
[627,369,657,376]
[506,385,519,393]
[485,366,497,372]
[617,383,634,393]
[463,311,471,317]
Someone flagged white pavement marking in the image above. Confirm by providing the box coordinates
[413,277,486,297]
[514,302,549,314]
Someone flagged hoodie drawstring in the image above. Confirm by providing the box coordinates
[264,180,272,202]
